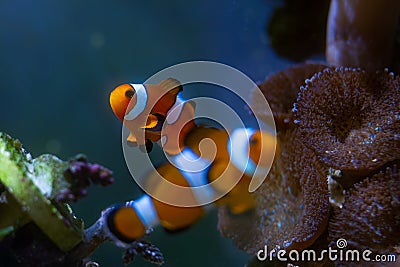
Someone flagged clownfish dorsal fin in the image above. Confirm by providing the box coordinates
[159,78,183,97]
[187,99,196,109]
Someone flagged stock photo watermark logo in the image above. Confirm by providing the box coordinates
[121,61,277,207]
[257,238,397,263]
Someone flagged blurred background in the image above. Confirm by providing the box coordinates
[0,0,326,266]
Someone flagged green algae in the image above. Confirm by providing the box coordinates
[0,132,83,252]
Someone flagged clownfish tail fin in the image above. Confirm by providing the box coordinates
[104,204,147,245]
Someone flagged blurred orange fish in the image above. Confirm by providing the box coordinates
[104,127,277,244]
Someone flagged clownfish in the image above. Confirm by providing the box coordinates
[109,78,196,154]
[103,127,276,245]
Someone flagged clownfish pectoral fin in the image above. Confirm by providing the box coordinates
[140,113,166,132]
[140,114,159,129]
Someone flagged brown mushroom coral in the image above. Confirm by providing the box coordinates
[219,1,400,264]
[329,163,400,256]
[219,63,332,257]
[220,65,400,264]
[294,67,400,173]
[218,129,329,254]
[253,63,327,131]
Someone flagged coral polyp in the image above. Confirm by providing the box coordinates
[253,63,327,130]
[294,67,400,172]
[329,163,400,255]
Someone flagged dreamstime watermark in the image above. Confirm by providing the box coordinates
[121,61,277,207]
[257,238,397,263]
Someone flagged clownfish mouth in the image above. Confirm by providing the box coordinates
[141,113,166,132]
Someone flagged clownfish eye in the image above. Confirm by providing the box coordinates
[250,136,259,146]
[125,88,136,99]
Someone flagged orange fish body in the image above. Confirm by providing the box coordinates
[104,127,277,245]
[185,127,276,213]
[109,78,196,154]
[159,97,196,155]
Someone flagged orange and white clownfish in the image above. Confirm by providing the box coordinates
[103,127,277,245]
[109,78,196,154]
